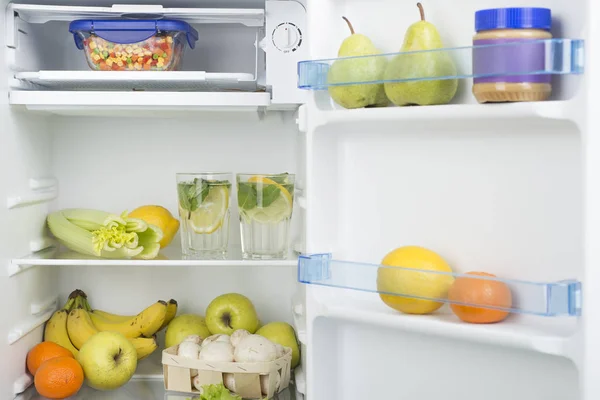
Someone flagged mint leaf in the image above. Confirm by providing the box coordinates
[259,184,281,208]
[178,183,193,212]
[238,183,257,210]
[192,179,210,204]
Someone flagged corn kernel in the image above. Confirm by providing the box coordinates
[89,41,97,50]
[121,55,127,61]
[128,63,134,70]
[135,63,142,70]
[106,59,114,66]
[117,61,124,67]
[167,36,173,43]
[115,51,121,57]
[157,57,164,64]
[146,59,152,65]
[144,50,152,56]
[125,46,133,53]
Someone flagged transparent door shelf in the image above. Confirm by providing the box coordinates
[298,39,584,90]
[298,254,581,317]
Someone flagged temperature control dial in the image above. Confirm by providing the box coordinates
[272,22,303,53]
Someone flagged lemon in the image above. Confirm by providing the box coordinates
[128,205,180,248]
[377,246,454,314]
[188,185,229,234]
[243,176,293,223]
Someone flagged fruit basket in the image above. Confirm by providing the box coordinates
[162,344,292,399]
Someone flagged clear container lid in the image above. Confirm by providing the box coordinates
[475,8,552,32]
[69,19,199,49]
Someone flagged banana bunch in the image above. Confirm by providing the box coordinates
[44,290,177,361]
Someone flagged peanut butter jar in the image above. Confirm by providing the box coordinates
[473,7,552,103]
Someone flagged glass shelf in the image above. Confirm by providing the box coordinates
[298,254,581,317]
[298,39,584,90]
[21,380,298,400]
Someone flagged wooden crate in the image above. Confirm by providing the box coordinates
[162,345,292,399]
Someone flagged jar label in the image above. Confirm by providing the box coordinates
[473,39,551,84]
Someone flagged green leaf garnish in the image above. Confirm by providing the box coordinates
[259,184,281,208]
[237,182,257,210]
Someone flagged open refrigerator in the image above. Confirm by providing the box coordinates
[0,0,596,399]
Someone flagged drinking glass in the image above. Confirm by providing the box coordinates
[176,173,233,259]
[237,173,295,260]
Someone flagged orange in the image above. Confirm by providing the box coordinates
[448,271,512,324]
[27,342,74,376]
[34,357,83,399]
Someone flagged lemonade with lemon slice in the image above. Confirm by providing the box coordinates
[237,173,295,259]
[177,173,232,259]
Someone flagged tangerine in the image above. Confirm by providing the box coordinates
[34,356,83,399]
[26,342,74,376]
[448,271,512,324]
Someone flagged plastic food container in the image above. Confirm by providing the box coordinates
[69,19,199,71]
[472,8,552,103]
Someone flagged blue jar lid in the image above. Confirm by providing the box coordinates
[69,19,199,49]
[475,8,552,32]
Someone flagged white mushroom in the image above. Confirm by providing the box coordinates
[198,341,235,362]
[177,341,201,377]
[234,334,278,362]
[274,344,286,359]
[192,375,205,393]
[230,329,251,348]
[182,335,203,345]
[177,341,201,359]
[201,334,230,348]
[223,373,237,393]
[260,372,281,396]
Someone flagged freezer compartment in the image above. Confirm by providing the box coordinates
[299,254,581,317]
[8,6,262,92]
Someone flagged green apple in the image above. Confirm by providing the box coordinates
[256,322,301,368]
[77,331,137,390]
[165,314,211,348]
[205,293,260,335]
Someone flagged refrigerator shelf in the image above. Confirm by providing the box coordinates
[9,91,272,116]
[11,246,298,269]
[298,39,584,90]
[20,378,299,400]
[15,71,259,92]
[308,100,575,128]
[298,254,582,317]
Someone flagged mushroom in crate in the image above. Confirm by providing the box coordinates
[162,331,292,399]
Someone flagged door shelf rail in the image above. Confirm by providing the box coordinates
[298,39,584,90]
[298,254,582,317]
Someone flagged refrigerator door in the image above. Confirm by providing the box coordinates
[298,0,592,398]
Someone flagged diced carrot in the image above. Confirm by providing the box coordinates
[143,63,151,70]
[112,63,120,70]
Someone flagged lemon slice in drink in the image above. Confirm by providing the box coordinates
[188,185,229,234]
[245,176,293,223]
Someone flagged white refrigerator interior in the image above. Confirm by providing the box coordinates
[0,0,596,399]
